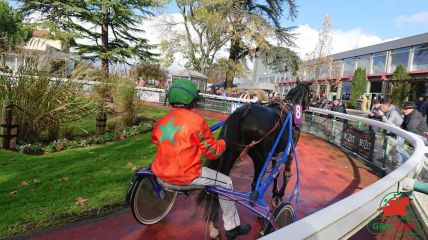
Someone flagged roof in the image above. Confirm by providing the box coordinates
[331,32,428,60]
[171,69,208,79]
[24,37,63,51]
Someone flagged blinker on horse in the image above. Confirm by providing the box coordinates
[197,83,311,237]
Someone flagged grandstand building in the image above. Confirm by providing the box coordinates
[254,32,428,100]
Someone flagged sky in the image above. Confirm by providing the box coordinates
[158,0,428,55]
[151,0,428,70]
[9,0,428,70]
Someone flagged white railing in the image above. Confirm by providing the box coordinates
[262,108,427,240]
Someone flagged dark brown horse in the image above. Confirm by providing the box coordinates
[198,83,311,238]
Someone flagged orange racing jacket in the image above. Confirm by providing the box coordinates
[151,108,226,185]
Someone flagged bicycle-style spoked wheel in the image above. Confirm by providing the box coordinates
[260,203,294,236]
[131,176,177,225]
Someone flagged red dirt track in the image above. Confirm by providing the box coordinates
[26,104,382,240]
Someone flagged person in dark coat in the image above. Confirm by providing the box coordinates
[331,98,347,114]
[421,97,428,125]
[368,99,382,132]
[401,101,428,142]
[416,97,424,112]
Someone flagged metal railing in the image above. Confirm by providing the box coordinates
[301,111,415,175]
[262,108,427,240]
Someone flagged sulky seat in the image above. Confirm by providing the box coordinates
[157,178,206,192]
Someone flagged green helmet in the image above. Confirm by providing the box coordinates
[168,79,198,105]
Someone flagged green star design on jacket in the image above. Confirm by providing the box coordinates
[159,118,183,144]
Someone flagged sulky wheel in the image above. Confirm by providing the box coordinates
[131,176,177,225]
[259,203,294,236]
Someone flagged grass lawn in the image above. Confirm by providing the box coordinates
[69,104,170,137]
[0,104,221,237]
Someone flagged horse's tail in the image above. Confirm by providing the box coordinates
[195,104,251,227]
[219,103,252,143]
[196,190,220,227]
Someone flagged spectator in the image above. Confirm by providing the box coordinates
[401,101,428,142]
[320,93,327,102]
[368,100,382,121]
[416,96,424,112]
[331,98,347,114]
[361,95,368,112]
[421,97,428,124]
[219,87,227,97]
[357,95,363,110]
[377,99,403,127]
[310,94,319,107]
[317,97,329,109]
[368,99,382,132]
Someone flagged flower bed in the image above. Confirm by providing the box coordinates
[16,120,155,154]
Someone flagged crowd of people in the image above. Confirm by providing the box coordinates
[310,92,428,143]
[208,86,280,102]
[310,93,347,114]
[209,87,260,100]
[368,98,428,143]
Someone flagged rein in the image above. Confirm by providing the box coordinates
[227,101,293,161]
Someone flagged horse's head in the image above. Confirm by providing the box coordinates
[284,82,312,111]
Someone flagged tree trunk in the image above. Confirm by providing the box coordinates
[225,39,240,89]
[101,5,109,77]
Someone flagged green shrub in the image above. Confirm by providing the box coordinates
[350,68,367,109]
[107,119,121,132]
[390,64,411,107]
[112,77,137,126]
[0,67,97,143]
[60,125,75,140]
[47,123,60,142]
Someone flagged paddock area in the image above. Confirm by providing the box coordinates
[26,129,381,240]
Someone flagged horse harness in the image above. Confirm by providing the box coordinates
[226,100,294,161]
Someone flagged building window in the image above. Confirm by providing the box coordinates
[330,83,338,92]
[341,81,352,100]
[370,81,382,93]
[372,52,386,74]
[331,60,343,79]
[343,58,355,77]
[357,55,370,73]
[319,64,329,79]
[389,47,410,72]
[412,43,428,71]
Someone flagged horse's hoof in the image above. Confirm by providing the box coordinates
[209,221,220,239]
[209,231,220,239]
[272,197,281,208]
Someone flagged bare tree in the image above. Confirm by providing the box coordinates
[300,16,336,85]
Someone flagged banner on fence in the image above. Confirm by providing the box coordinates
[138,90,160,102]
[341,125,375,161]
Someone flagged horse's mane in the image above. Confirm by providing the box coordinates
[284,83,309,104]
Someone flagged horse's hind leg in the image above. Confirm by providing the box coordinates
[271,153,283,207]
[248,147,267,192]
